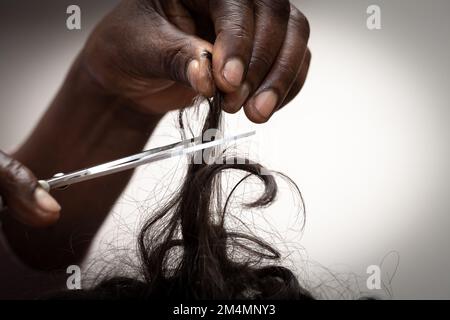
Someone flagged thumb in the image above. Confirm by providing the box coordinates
[159,23,215,97]
[0,151,60,227]
[136,10,215,97]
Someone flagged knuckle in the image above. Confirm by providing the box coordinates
[249,43,273,68]
[135,0,157,15]
[211,0,254,37]
[211,1,255,51]
[212,0,253,13]
[258,0,291,20]
[289,5,310,41]
[164,40,193,83]
[3,157,22,176]
[217,16,253,41]
[0,155,34,189]
[277,60,300,81]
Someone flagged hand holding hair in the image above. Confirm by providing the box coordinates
[0,0,312,278]
[82,0,311,123]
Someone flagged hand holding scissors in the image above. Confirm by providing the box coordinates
[0,131,254,227]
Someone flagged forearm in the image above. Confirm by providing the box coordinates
[2,56,161,270]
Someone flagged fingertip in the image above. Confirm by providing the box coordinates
[213,59,245,94]
[223,83,250,114]
[244,90,278,123]
[187,58,215,98]
[187,59,200,88]
[34,187,61,214]
[198,55,216,97]
[11,201,61,228]
[35,209,61,227]
[212,48,245,94]
[222,101,242,114]
[243,106,269,124]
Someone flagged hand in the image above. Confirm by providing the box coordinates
[82,0,311,123]
[0,151,61,227]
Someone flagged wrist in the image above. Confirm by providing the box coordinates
[70,53,163,131]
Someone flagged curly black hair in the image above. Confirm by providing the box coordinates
[49,93,313,300]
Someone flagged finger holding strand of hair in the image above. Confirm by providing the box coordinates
[223,0,291,113]
[154,17,215,97]
[208,0,255,93]
[244,5,310,123]
[158,2,217,100]
[91,2,216,99]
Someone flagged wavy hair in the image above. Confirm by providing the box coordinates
[51,92,313,300]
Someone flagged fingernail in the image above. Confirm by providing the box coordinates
[188,59,215,96]
[223,58,244,87]
[187,60,200,90]
[253,90,278,119]
[198,56,215,96]
[34,187,61,213]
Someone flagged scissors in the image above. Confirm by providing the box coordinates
[0,131,255,211]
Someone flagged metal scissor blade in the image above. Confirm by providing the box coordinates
[45,131,255,190]
[43,135,200,190]
[86,135,200,174]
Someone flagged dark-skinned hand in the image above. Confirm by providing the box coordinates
[0,0,311,228]
[82,0,311,123]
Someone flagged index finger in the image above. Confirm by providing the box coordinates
[209,0,255,93]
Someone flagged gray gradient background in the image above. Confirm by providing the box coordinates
[1,0,449,299]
